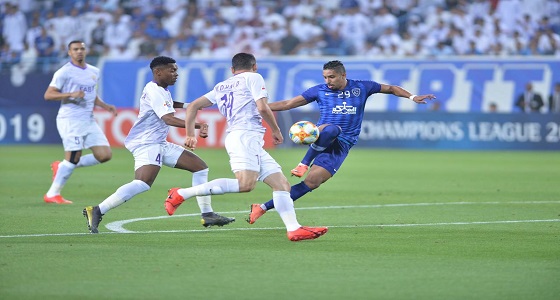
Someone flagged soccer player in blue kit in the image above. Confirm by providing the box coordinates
[247,60,436,224]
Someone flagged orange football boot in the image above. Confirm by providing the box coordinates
[287,226,328,241]
[246,204,266,224]
[165,187,184,215]
[290,163,309,177]
[44,194,73,204]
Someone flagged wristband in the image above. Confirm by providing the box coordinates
[182,103,189,108]
[408,95,417,101]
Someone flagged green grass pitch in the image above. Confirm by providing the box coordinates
[0,145,559,300]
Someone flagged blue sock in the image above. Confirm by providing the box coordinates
[263,181,312,210]
[301,124,341,166]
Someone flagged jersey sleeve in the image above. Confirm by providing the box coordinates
[148,85,175,118]
[248,73,268,101]
[203,89,217,104]
[364,80,382,96]
[49,68,66,90]
[301,85,320,103]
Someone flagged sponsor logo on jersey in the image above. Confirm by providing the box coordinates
[79,85,95,93]
[332,102,357,114]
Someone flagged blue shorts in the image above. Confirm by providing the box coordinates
[311,138,351,176]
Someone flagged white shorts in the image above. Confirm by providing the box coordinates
[225,130,281,182]
[57,118,110,152]
[130,142,185,171]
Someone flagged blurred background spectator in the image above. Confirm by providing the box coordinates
[549,82,560,113]
[515,82,545,113]
[0,0,559,74]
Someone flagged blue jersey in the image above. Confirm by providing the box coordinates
[301,79,381,146]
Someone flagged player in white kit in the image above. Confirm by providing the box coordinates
[164,53,328,241]
[44,40,117,204]
[82,56,234,233]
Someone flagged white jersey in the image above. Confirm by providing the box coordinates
[49,62,100,120]
[124,81,176,151]
[204,72,268,133]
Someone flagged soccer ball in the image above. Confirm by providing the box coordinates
[289,121,320,145]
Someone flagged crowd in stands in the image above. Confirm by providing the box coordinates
[1,0,560,73]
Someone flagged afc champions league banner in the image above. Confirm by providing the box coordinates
[279,111,560,151]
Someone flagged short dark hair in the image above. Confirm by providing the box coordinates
[150,56,176,70]
[323,60,345,74]
[232,53,256,71]
[68,40,84,49]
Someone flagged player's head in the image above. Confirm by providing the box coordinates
[150,56,178,87]
[67,40,86,64]
[323,60,347,90]
[231,53,257,73]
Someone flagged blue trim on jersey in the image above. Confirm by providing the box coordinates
[301,79,381,146]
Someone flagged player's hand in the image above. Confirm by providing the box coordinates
[184,136,198,151]
[71,90,85,99]
[106,104,118,116]
[412,94,436,104]
[271,130,283,145]
[68,91,85,104]
[198,123,208,138]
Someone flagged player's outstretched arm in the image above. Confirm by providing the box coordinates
[268,95,308,111]
[380,84,436,104]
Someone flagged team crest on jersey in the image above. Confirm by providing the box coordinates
[352,88,360,97]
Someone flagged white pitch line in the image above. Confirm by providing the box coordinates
[0,201,559,238]
[105,200,560,233]
[1,219,559,239]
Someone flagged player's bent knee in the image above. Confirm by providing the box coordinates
[278,180,291,191]
[323,124,342,136]
[99,156,112,163]
[303,179,321,190]
[238,183,256,193]
[95,152,112,163]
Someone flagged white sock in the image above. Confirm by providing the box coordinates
[46,160,76,197]
[76,154,100,167]
[193,168,213,214]
[98,180,150,214]
[273,191,300,231]
[178,178,240,200]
